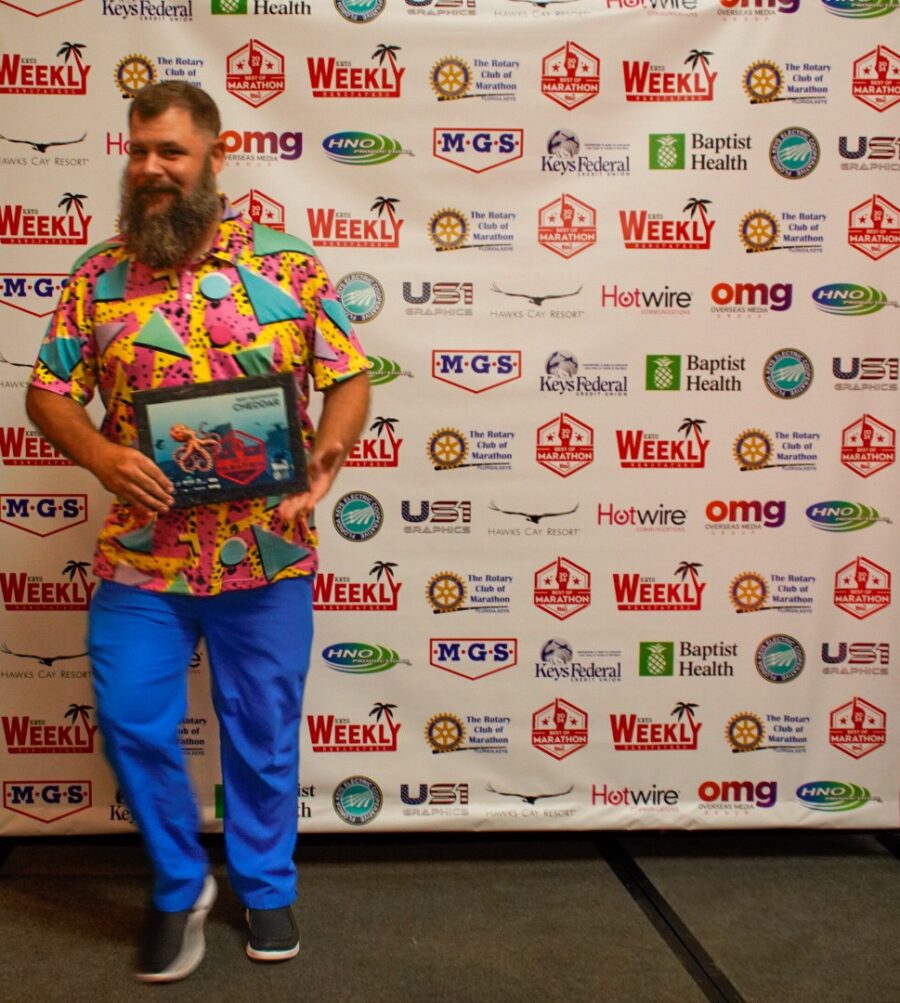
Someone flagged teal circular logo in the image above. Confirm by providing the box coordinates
[333,776,382,825]
[333,491,383,541]
[334,0,384,22]
[764,348,813,398]
[769,127,820,179]
[756,634,805,683]
[336,273,384,323]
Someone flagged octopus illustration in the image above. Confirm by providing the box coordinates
[170,423,222,474]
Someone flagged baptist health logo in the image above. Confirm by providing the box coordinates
[213,0,311,10]
[640,641,674,676]
[646,355,680,390]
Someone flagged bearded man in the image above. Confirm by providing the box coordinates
[26,82,370,982]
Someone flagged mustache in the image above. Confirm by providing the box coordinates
[133,182,181,198]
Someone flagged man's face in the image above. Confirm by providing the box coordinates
[121,105,225,267]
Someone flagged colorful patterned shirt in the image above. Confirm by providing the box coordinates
[30,201,370,596]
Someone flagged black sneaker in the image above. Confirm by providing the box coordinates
[245,905,300,961]
[135,875,217,983]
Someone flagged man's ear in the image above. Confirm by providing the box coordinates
[210,136,227,175]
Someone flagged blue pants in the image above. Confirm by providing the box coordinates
[89,577,313,912]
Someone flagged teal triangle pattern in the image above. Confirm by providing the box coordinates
[115,522,156,554]
[251,526,310,581]
[234,345,275,376]
[237,266,306,324]
[38,337,82,381]
[134,311,192,358]
[166,573,193,595]
[69,239,122,275]
[95,261,129,302]
[252,224,316,258]
[321,298,353,336]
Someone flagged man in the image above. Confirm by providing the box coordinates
[26,82,370,983]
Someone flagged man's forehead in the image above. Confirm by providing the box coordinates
[129,107,213,142]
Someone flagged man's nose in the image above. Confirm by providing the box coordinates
[141,151,166,177]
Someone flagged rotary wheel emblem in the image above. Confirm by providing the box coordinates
[425,713,465,753]
[733,428,772,470]
[740,210,779,252]
[726,712,765,752]
[115,54,156,98]
[431,57,472,100]
[429,208,469,251]
[742,61,783,103]
[427,427,467,469]
[730,572,769,612]
[427,571,467,613]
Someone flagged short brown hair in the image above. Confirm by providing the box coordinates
[128,82,221,138]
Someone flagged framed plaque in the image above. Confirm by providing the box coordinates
[133,374,308,507]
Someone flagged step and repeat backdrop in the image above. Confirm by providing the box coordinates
[0,0,897,834]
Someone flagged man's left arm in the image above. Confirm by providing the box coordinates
[278,372,370,522]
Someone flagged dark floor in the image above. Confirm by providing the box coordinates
[1,831,899,1003]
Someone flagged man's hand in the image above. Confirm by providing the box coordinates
[91,439,174,515]
[278,441,345,522]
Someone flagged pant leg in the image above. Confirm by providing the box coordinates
[202,576,313,909]
[89,580,207,911]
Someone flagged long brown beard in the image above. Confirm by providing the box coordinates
[120,157,220,269]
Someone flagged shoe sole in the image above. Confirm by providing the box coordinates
[244,908,300,962]
[135,875,218,983]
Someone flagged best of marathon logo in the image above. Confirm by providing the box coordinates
[306,703,401,752]
[429,638,517,680]
[623,50,716,101]
[829,697,886,759]
[345,416,402,468]
[2,705,97,754]
[533,556,591,620]
[0,42,90,95]
[619,198,714,249]
[840,414,895,477]
[0,494,87,537]
[0,561,96,611]
[847,194,900,262]
[231,189,284,231]
[226,39,284,108]
[308,197,403,248]
[313,561,401,611]
[538,194,596,258]
[541,42,600,110]
[3,780,92,824]
[616,419,710,468]
[536,412,593,477]
[833,556,891,619]
[532,698,589,760]
[0,194,91,245]
[851,45,900,113]
[308,46,404,98]
[610,702,702,750]
[613,562,705,611]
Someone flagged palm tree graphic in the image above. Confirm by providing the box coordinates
[675,561,703,595]
[684,49,713,84]
[370,561,397,582]
[371,44,401,68]
[57,42,87,66]
[64,703,93,729]
[369,416,398,442]
[671,702,699,722]
[683,198,711,222]
[371,196,399,221]
[677,417,706,446]
[62,560,91,595]
[369,702,397,722]
[58,193,88,226]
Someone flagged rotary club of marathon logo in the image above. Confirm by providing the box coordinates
[533,556,591,620]
[541,42,599,110]
[226,39,284,108]
[847,194,900,261]
[741,59,830,105]
[732,428,818,472]
[829,697,886,759]
[833,556,891,620]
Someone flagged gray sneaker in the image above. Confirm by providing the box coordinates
[135,875,217,983]
[245,905,300,961]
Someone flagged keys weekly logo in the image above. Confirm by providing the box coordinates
[0,560,96,612]
[313,560,401,611]
[616,418,710,468]
[308,45,404,98]
[610,702,702,750]
[2,704,97,754]
[619,198,714,250]
[613,561,705,611]
[0,427,73,467]
[0,42,90,95]
[345,416,402,468]
[0,193,92,245]
[306,703,400,752]
[307,197,402,248]
[623,50,716,102]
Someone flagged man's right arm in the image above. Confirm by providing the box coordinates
[25,387,174,514]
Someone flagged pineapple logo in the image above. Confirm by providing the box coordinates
[650,133,685,170]
[640,641,675,676]
[212,0,247,12]
[646,355,682,391]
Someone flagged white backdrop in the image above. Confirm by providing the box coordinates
[0,0,897,833]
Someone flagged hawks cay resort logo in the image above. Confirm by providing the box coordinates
[0,42,90,95]
[431,350,521,393]
[839,134,900,171]
[613,561,705,612]
[623,49,716,102]
[0,641,88,681]
[540,350,628,398]
[345,416,402,468]
[728,569,815,615]
[0,193,91,246]
[851,45,900,113]
[426,426,514,472]
[490,280,584,320]
[0,427,72,466]
[542,129,631,178]
[487,497,580,538]
[847,194,900,261]
[225,39,284,108]
[429,206,515,252]
[321,642,406,675]
[619,197,714,250]
[649,132,750,172]
[0,494,88,538]
[646,353,744,392]
[742,59,831,105]
[312,559,401,612]
[812,283,889,316]
[308,45,403,98]
[1,559,96,612]
[306,702,400,753]
[821,640,890,676]
[739,207,825,254]
[833,355,898,391]
[429,54,519,101]
[732,426,818,472]
[840,413,894,477]
[425,569,511,615]
[640,639,736,677]
[610,701,702,751]
[0,129,87,169]
[533,556,591,620]
[833,555,890,620]
[307,196,403,248]
[616,418,710,468]
[429,637,517,681]
[2,704,97,755]
[541,42,600,110]
[401,498,471,534]
[535,637,622,683]
[536,412,594,477]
